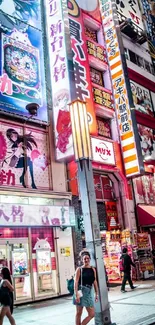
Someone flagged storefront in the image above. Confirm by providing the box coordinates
[0,192,75,304]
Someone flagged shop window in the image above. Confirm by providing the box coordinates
[137,56,145,69]
[97,118,111,138]
[90,67,104,87]
[97,202,107,231]
[144,60,151,74]
[129,50,137,64]
[85,26,97,42]
[94,174,103,200]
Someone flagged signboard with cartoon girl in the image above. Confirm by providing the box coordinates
[0,121,49,189]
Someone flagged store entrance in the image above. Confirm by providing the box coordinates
[0,238,32,303]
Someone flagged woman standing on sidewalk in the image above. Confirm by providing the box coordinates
[0,267,16,325]
[73,251,98,325]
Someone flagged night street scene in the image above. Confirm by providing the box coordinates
[0,0,154,324]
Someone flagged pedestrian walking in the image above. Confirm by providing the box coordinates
[0,267,16,325]
[73,250,98,325]
[120,247,136,293]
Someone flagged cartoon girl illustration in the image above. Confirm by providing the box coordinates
[6,128,37,189]
[0,0,39,31]
[54,89,72,154]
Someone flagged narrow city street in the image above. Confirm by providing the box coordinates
[4,282,155,325]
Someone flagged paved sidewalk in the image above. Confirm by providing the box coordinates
[3,281,155,325]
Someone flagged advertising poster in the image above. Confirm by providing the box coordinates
[0,204,75,227]
[68,0,98,135]
[130,81,154,117]
[115,0,144,31]
[0,120,50,189]
[137,124,155,160]
[141,0,155,69]
[97,118,111,138]
[105,201,119,231]
[133,175,155,205]
[45,0,73,160]
[37,250,51,274]
[12,250,28,276]
[0,1,47,122]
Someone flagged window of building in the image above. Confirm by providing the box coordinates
[129,50,137,64]
[137,56,145,69]
[124,47,129,60]
[144,60,151,74]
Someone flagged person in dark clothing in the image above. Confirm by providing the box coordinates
[121,247,136,293]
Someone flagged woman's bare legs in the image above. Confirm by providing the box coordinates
[76,306,83,325]
[6,308,16,325]
[0,306,16,325]
[81,307,95,325]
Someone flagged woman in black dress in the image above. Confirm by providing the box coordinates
[74,251,99,325]
[0,267,16,325]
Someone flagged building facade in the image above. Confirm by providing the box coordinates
[0,1,75,304]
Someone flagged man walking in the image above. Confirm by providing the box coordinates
[121,247,136,293]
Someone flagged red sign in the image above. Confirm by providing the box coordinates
[68,2,97,135]
[105,201,119,231]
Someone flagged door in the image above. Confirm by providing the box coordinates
[0,238,32,303]
[55,227,75,295]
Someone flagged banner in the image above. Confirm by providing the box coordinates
[130,80,154,117]
[0,120,50,190]
[68,0,98,135]
[105,201,119,230]
[100,0,141,177]
[0,1,47,122]
[45,0,74,160]
[0,204,75,227]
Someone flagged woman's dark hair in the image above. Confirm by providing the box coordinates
[6,128,37,151]
[80,250,91,259]
[1,267,12,284]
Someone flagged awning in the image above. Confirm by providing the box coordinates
[137,205,155,226]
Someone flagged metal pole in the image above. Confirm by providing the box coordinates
[77,159,116,325]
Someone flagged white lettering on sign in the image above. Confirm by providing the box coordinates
[91,137,115,165]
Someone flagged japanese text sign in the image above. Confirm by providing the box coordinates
[68,1,97,135]
[115,0,144,31]
[87,39,106,63]
[93,85,113,109]
[45,0,73,160]
[91,136,115,165]
[100,0,140,177]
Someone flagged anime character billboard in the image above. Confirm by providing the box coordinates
[0,0,47,122]
[0,121,49,189]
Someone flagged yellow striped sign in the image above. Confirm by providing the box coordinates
[100,0,140,177]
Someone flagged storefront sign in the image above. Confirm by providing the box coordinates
[90,67,103,86]
[0,120,50,190]
[136,233,150,250]
[0,2,47,122]
[0,204,75,226]
[91,137,115,165]
[137,124,155,160]
[93,85,113,109]
[100,0,140,177]
[46,0,73,160]
[68,1,97,135]
[85,26,97,42]
[130,81,154,117]
[60,247,71,257]
[115,0,144,31]
[105,201,119,230]
[87,39,106,63]
[97,118,111,138]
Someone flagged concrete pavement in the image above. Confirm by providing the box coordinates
[3,281,155,325]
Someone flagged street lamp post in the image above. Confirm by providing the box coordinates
[69,100,115,325]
